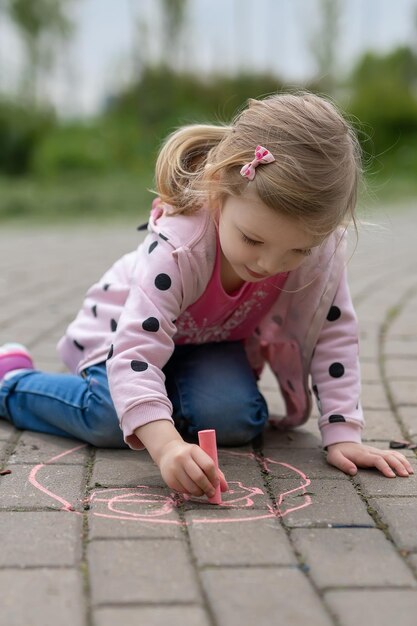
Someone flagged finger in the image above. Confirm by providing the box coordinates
[373,455,397,477]
[175,467,206,497]
[190,446,220,489]
[384,454,412,477]
[218,470,229,492]
[183,457,217,497]
[166,476,193,495]
[327,449,357,476]
[389,452,414,474]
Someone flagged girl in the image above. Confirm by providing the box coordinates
[0,92,413,499]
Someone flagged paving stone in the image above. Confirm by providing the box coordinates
[325,590,417,626]
[0,463,85,510]
[0,438,10,462]
[87,485,184,539]
[357,336,379,360]
[202,567,334,626]
[406,553,417,574]
[276,478,374,528]
[291,527,416,588]
[359,359,381,382]
[180,476,271,513]
[389,305,417,336]
[361,383,390,410]
[262,447,347,479]
[259,364,278,388]
[397,406,417,438]
[186,509,296,566]
[390,380,417,407]
[0,419,16,441]
[361,441,415,457]
[262,388,286,415]
[354,459,417,496]
[361,409,404,441]
[384,340,417,358]
[88,539,200,605]
[93,606,211,626]
[0,511,82,566]
[0,568,87,626]
[9,431,89,465]
[1,214,417,625]
[384,357,417,380]
[92,449,164,488]
[368,497,417,551]
[262,423,322,450]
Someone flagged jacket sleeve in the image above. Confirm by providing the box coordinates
[310,266,364,448]
[106,230,184,450]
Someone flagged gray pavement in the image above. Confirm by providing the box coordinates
[0,204,416,626]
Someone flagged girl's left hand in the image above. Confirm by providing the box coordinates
[326,442,414,478]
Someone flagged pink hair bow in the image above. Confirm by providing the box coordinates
[240,145,275,180]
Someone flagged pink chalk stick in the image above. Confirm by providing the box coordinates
[198,429,222,505]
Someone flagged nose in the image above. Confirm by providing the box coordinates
[257,255,285,275]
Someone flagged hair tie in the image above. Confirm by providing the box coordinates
[240,145,275,181]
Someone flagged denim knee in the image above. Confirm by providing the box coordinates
[188,393,269,447]
[83,378,126,449]
[85,416,126,448]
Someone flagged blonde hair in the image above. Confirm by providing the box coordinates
[155,91,362,236]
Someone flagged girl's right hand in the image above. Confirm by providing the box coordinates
[158,439,228,498]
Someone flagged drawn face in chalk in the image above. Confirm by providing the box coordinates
[28,446,313,525]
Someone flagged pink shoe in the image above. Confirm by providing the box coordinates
[0,343,34,380]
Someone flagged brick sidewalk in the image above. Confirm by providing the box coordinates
[0,206,416,626]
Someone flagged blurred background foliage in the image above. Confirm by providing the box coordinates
[1,0,417,223]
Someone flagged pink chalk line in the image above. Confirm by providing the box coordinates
[28,444,312,525]
[28,443,88,515]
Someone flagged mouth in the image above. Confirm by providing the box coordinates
[245,266,269,279]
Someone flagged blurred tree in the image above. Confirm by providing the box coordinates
[4,0,75,104]
[309,0,342,94]
[160,0,188,69]
[348,46,417,173]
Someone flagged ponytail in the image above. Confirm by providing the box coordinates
[155,124,230,214]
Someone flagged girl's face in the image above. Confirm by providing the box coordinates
[218,192,323,282]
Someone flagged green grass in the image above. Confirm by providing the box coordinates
[0,169,415,227]
[0,172,155,226]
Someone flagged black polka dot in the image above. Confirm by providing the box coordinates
[148,241,158,254]
[312,384,320,399]
[103,283,110,291]
[107,344,113,359]
[131,360,148,372]
[142,317,160,332]
[137,222,148,231]
[154,273,171,290]
[73,339,84,351]
[287,380,295,392]
[159,233,169,241]
[92,305,97,317]
[327,306,341,322]
[110,319,117,332]
[329,362,345,378]
[328,414,346,423]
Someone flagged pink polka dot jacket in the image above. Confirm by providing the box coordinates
[57,202,363,450]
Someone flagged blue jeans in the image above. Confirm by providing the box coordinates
[0,342,269,448]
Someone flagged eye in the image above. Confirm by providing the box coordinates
[241,233,261,246]
[294,249,312,257]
